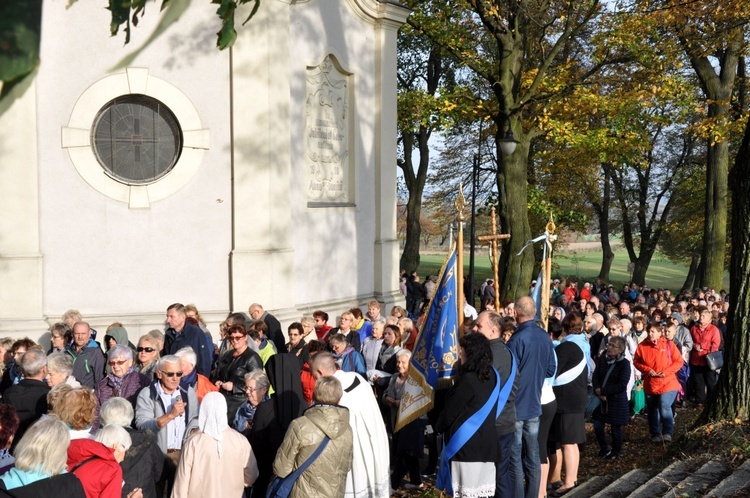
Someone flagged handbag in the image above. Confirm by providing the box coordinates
[705,350,724,371]
[586,361,616,414]
[266,436,330,498]
[631,379,646,414]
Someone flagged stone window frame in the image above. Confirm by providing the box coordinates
[62,67,209,209]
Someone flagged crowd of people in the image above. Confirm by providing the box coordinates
[0,276,729,498]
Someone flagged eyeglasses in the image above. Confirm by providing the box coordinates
[244,386,264,393]
[137,347,155,353]
[229,335,246,342]
[161,371,184,378]
[108,359,129,366]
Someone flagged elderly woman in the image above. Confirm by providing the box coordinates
[362,321,385,372]
[93,344,150,430]
[591,336,631,459]
[100,397,163,498]
[385,350,424,491]
[329,333,366,377]
[300,316,316,341]
[172,392,258,497]
[213,324,263,422]
[331,312,361,352]
[272,377,353,498]
[634,323,683,443]
[68,423,130,498]
[548,313,590,497]
[54,388,98,439]
[398,317,416,351]
[0,416,85,496]
[135,334,160,380]
[286,322,309,365]
[48,323,70,355]
[233,370,271,436]
[46,352,82,388]
[175,346,218,404]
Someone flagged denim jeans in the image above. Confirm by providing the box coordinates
[510,417,540,498]
[646,390,679,436]
[592,419,622,455]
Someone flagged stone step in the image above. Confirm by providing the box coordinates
[589,468,653,498]
[660,459,729,498]
[565,476,614,498]
[629,459,701,498]
[705,459,750,497]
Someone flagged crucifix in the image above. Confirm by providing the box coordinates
[477,207,511,311]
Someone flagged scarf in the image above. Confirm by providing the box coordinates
[199,392,228,458]
[180,369,198,390]
[606,351,626,365]
[108,367,135,395]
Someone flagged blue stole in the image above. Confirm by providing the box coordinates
[436,356,518,495]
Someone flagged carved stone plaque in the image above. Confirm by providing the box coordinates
[305,55,351,205]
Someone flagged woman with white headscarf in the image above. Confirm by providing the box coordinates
[171,392,259,498]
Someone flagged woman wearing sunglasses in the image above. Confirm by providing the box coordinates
[93,344,151,430]
[135,334,161,380]
[212,325,263,423]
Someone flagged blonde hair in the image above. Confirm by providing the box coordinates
[185,304,206,326]
[14,416,70,476]
[53,388,97,430]
[313,376,343,405]
[47,383,74,411]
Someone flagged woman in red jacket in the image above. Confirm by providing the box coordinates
[633,323,683,443]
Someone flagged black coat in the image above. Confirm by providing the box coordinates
[249,400,285,498]
[121,428,164,498]
[0,473,85,498]
[2,379,49,450]
[263,313,286,353]
[592,355,631,426]
[552,341,588,414]
[212,347,263,421]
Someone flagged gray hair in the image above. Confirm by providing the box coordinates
[146,329,165,350]
[108,344,133,362]
[174,347,197,366]
[47,352,74,376]
[395,349,412,360]
[100,397,135,427]
[244,370,270,391]
[20,349,47,377]
[15,415,70,476]
[300,316,315,329]
[95,424,132,452]
[157,355,181,370]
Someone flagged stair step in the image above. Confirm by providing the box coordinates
[590,468,652,498]
[705,459,750,497]
[629,459,700,498]
[660,459,729,498]
[565,476,614,498]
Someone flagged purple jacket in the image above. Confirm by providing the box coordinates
[93,370,151,430]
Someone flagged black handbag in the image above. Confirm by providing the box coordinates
[705,350,723,371]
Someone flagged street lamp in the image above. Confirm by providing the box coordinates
[497,128,520,157]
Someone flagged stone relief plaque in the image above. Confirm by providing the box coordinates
[306,55,352,205]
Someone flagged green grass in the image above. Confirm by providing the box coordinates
[415,248,729,292]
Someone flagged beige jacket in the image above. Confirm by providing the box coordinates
[171,428,258,498]
[272,405,353,498]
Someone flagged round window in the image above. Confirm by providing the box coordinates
[92,94,183,185]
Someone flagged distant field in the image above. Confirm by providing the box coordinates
[416,247,729,292]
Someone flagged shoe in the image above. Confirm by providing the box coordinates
[551,482,578,497]
[547,480,564,492]
[598,448,609,457]
[604,450,619,459]
[403,483,424,490]
[663,434,672,442]
[652,435,662,443]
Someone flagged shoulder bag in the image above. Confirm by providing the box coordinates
[266,436,330,498]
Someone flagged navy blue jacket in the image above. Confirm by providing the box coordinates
[163,322,212,377]
[506,320,557,420]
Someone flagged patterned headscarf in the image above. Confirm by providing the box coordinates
[199,392,228,458]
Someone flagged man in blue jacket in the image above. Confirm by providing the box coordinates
[163,303,212,377]
[506,296,557,498]
[66,322,106,389]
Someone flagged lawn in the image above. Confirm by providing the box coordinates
[415,247,729,293]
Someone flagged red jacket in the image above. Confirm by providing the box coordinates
[689,323,721,367]
[300,362,315,406]
[68,438,123,498]
[633,337,683,395]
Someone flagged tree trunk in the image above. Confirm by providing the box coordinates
[596,165,614,282]
[704,110,750,422]
[398,127,430,273]
[682,253,700,292]
[699,136,729,289]
[496,124,534,301]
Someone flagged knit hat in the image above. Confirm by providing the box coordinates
[670,313,683,324]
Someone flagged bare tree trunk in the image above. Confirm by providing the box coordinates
[595,165,614,281]
[682,254,700,292]
[704,110,750,422]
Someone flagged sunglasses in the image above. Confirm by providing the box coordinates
[161,371,183,378]
[229,335,246,342]
[137,347,156,353]
[108,359,129,366]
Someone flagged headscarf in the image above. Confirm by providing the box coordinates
[199,392,228,458]
[265,354,305,431]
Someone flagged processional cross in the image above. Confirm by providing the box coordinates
[477,207,511,310]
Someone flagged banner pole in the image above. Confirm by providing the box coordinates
[456,184,466,333]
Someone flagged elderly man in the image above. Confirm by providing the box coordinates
[312,353,390,498]
[65,321,106,389]
[249,303,286,352]
[506,296,557,498]
[163,303,212,377]
[588,313,610,361]
[136,355,199,496]
[2,349,50,448]
[473,311,519,498]
[175,346,218,403]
